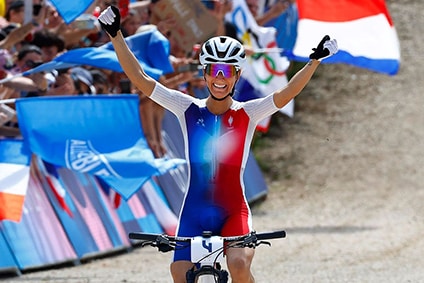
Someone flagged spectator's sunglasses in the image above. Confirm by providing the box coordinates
[204,64,239,78]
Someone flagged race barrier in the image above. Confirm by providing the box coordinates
[0,111,268,276]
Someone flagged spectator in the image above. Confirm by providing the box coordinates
[129,0,150,26]
[202,0,237,38]
[9,44,48,97]
[70,67,96,95]
[43,3,65,31]
[246,0,290,26]
[31,28,66,62]
[89,68,111,94]
[46,68,77,96]
[121,8,141,37]
[264,0,298,52]
[4,0,24,26]
[0,22,34,51]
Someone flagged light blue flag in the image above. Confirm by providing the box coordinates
[22,47,163,80]
[15,95,185,199]
[49,0,95,24]
[102,27,174,76]
[21,30,174,81]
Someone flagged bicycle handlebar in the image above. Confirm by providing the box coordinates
[255,230,286,240]
[128,230,286,251]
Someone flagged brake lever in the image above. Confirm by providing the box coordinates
[257,240,271,247]
[156,235,174,252]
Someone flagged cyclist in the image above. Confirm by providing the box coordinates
[98,6,337,283]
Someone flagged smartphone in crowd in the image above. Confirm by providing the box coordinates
[33,4,42,16]
[119,79,132,93]
[74,14,96,30]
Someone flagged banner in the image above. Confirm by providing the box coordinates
[0,139,31,222]
[15,95,185,199]
[49,0,94,24]
[291,0,400,75]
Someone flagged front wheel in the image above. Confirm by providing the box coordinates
[186,267,229,283]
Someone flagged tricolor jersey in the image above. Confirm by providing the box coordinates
[151,83,278,242]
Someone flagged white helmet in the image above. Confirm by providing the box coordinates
[199,36,246,67]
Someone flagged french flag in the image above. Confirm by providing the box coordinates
[291,0,400,75]
[0,139,31,222]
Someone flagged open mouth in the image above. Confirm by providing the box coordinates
[213,83,227,89]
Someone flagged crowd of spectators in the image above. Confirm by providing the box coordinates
[0,0,296,157]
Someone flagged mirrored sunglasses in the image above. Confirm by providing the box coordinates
[204,64,238,78]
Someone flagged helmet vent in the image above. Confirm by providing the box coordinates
[199,36,246,66]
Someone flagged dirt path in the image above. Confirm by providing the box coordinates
[2,1,424,282]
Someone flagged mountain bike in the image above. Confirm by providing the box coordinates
[129,229,286,283]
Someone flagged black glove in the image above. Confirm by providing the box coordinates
[98,6,121,38]
[309,35,331,60]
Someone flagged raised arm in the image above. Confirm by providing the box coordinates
[273,35,338,108]
[98,6,156,96]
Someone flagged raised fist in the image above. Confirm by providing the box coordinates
[98,6,121,38]
[309,35,338,61]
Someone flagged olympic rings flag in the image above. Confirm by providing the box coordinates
[226,0,294,132]
[292,0,400,75]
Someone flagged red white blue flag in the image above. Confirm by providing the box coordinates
[291,0,400,75]
[0,139,31,222]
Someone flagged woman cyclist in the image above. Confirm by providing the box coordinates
[98,6,337,283]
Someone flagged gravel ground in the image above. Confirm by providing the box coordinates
[2,0,424,282]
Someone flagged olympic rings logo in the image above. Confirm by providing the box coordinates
[231,6,286,85]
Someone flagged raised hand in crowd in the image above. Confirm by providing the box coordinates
[248,0,292,26]
[0,22,34,50]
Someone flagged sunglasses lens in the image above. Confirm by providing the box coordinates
[205,64,237,78]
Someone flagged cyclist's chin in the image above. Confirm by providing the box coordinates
[210,88,230,99]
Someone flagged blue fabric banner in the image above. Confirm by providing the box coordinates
[49,0,94,24]
[15,95,185,199]
[21,30,174,81]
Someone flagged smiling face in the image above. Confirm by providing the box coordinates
[205,71,239,100]
[204,63,240,100]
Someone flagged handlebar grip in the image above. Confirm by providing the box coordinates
[129,232,160,241]
[255,230,286,240]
